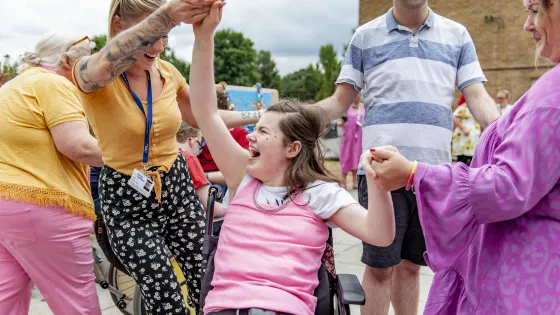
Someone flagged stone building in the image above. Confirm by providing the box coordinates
[359,0,553,103]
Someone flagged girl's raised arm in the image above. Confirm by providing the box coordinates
[189,2,249,191]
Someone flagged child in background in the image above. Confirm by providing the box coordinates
[177,121,225,218]
[198,91,250,194]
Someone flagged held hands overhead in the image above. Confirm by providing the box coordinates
[163,0,222,26]
[193,0,225,37]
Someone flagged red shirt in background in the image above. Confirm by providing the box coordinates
[179,149,209,190]
[199,127,249,172]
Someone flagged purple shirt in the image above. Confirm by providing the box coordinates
[414,64,560,314]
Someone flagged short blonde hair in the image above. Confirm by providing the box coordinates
[108,0,166,38]
[19,32,95,73]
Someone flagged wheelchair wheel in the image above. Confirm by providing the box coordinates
[107,265,136,315]
[92,248,105,284]
[333,294,351,315]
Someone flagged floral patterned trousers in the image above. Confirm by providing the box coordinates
[100,154,206,315]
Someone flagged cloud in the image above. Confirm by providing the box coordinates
[1,0,358,76]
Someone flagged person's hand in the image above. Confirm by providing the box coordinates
[361,146,399,179]
[369,147,414,192]
[361,149,378,179]
[192,1,225,38]
[462,128,470,136]
[164,0,216,25]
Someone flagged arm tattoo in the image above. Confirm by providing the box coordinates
[241,111,260,120]
[76,8,175,92]
[77,58,102,91]
[195,39,204,51]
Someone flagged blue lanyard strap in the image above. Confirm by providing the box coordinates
[121,71,153,169]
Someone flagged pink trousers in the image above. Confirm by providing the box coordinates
[0,199,101,315]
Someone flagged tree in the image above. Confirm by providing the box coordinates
[1,54,19,82]
[214,29,260,86]
[316,44,342,100]
[256,50,281,91]
[160,47,190,79]
[280,64,323,101]
[91,35,107,54]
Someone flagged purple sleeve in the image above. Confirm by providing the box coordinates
[414,108,560,271]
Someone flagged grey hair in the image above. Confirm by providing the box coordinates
[19,32,95,73]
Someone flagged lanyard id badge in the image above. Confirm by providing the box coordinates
[122,71,155,197]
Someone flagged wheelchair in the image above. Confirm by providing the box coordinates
[200,187,366,315]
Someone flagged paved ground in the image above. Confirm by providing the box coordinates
[30,169,434,315]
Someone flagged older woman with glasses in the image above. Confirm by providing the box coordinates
[0,32,104,314]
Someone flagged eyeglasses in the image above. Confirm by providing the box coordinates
[195,140,203,155]
[66,36,90,52]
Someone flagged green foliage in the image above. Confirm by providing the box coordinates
[160,47,190,79]
[280,44,343,101]
[91,35,107,54]
[316,44,342,100]
[280,64,323,101]
[214,29,260,86]
[1,54,19,82]
[256,50,281,91]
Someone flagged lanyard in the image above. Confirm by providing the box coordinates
[121,71,153,171]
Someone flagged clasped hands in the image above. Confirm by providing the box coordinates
[164,0,224,26]
[361,146,415,192]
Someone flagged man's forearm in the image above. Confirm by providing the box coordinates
[463,84,501,129]
[313,83,358,123]
[314,96,349,123]
[467,95,500,129]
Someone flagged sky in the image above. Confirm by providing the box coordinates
[0,0,359,76]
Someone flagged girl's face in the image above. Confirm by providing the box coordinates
[246,112,301,186]
[524,0,560,63]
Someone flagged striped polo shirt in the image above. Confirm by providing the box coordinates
[337,8,486,174]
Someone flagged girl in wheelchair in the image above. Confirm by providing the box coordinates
[189,4,396,315]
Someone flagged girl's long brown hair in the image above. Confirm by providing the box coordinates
[266,100,341,194]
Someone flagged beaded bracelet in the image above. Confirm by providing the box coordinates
[405,161,419,191]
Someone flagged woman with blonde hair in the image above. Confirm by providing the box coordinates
[0,32,103,314]
[368,0,560,313]
[72,0,262,313]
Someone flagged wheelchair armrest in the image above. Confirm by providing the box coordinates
[336,274,365,305]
